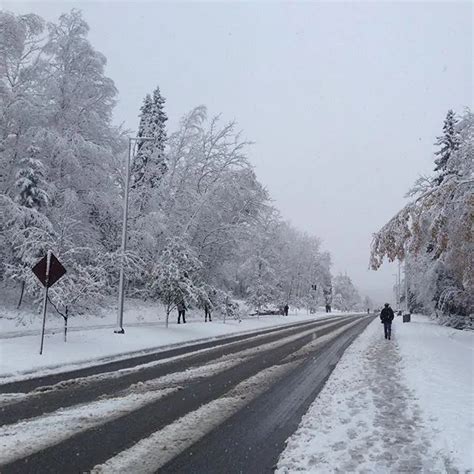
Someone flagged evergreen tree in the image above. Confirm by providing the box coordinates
[131,86,168,189]
[15,145,48,209]
[434,109,460,184]
[131,94,152,189]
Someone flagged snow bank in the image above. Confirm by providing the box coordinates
[396,314,474,471]
[0,296,232,333]
[0,291,330,334]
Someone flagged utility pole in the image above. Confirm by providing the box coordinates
[115,136,155,334]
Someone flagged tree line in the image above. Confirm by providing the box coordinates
[0,10,364,323]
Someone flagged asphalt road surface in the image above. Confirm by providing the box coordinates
[0,313,374,473]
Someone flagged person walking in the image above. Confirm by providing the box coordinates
[204,301,212,322]
[177,299,187,324]
[283,304,289,316]
[380,303,394,339]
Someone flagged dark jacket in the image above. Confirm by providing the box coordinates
[380,306,394,323]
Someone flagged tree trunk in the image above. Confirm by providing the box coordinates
[63,306,68,342]
[17,281,25,309]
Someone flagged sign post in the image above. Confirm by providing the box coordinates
[39,251,51,355]
[32,251,67,355]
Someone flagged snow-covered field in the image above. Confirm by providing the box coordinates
[277,314,474,473]
[0,296,332,382]
[0,294,246,333]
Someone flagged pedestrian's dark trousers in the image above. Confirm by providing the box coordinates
[178,310,186,324]
[384,322,392,339]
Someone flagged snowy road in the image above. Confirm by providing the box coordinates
[0,313,372,473]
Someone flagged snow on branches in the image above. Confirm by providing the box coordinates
[370,109,473,320]
[1,9,343,326]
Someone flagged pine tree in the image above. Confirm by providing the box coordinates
[434,110,460,184]
[131,94,152,188]
[131,86,168,189]
[15,145,48,209]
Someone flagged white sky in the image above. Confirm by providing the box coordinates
[4,0,473,304]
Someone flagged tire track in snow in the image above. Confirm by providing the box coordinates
[94,318,368,473]
[1,315,364,473]
[0,357,243,466]
[1,315,348,388]
[92,361,301,474]
[0,317,347,417]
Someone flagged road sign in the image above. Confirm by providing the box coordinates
[32,253,66,288]
[32,252,67,355]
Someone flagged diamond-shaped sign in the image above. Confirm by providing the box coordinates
[32,253,66,288]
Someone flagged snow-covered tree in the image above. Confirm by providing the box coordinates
[332,274,361,311]
[1,10,332,329]
[371,109,473,324]
[434,109,460,184]
[15,145,48,209]
[246,255,278,313]
[131,86,167,191]
[149,239,202,327]
[363,295,373,312]
[1,10,128,319]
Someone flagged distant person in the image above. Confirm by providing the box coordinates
[325,304,331,313]
[284,304,289,316]
[204,301,212,322]
[380,303,394,340]
[367,308,370,314]
[177,299,187,324]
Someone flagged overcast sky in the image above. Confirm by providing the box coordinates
[5,0,473,304]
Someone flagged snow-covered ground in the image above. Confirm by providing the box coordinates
[0,295,333,382]
[0,294,246,333]
[277,314,474,473]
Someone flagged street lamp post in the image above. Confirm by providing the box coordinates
[115,136,154,334]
